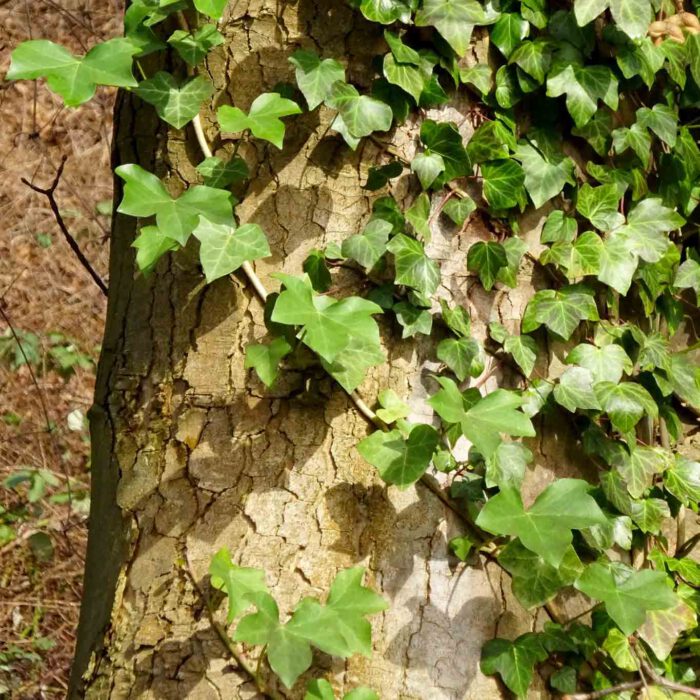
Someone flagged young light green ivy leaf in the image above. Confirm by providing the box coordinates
[6,38,139,107]
[664,456,700,507]
[193,0,229,20]
[305,680,379,700]
[428,378,535,458]
[167,24,224,66]
[485,442,533,490]
[415,0,491,56]
[375,388,410,424]
[553,367,601,412]
[357,423,440,487]
[459,63,494,94]
[341,219,392,270]
[602,628,638,672]
[383,54,430,104]
[244,336,293,387]
[192,218,270,284]
[610,445,672,500]
[636,104,677,148]
[612,123,652,167]
[576,183,623,231]
[574,561,677,635]
[411,152,446,189]
[522,285,599,340]
[467,241,508,291]
[443,196,476,226]
[508,38,552,84]
[476,479,608,567]
[491,13,530,58]
[546,64,619,128]
[566,342,632,384]
[326,81,393,139]
[132,225,180,274]
[209,547,269,623]
[541,210,578,244]
[286,567,388,658]
[480,634,549,698]
[135,72,213,129]
[289,50,345,110]
[504,333,538,378]
[217,93,302,149]
[386,233,441,297]
[115,164,234,245]
[674,256,700,301]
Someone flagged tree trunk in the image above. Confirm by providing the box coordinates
[71,2,583,697]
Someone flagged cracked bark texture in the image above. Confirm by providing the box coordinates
[70,2,586,698]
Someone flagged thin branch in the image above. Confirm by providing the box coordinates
[563,681,644,700]
[640,658,700,698]
[21,156,108,296]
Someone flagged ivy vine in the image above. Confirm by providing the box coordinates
[8,0,700,697]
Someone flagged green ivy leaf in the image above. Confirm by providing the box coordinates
[303,249,332,292]
[209,547,269,623]
[341,219,392,270]
[467,241,508,291]
[637,104,677,148]
[375,389,410,424]
[522,285,599,340]
[566,342,632,384]
[289,50,345,110]
[574,0,653,40]
[365,161,403,190]
[638,599,697,661]
[327,82,393,138]
[437,337,482,381]
[485,441,533,489]
[514,136,575,209]
[481,159,526,210]
[167,24,224,66]
[428,378,535,458]
[674,256,700,301]
[499,540,583,609]
[665,456,700,506]
[572,109,613,156]
[546,64,619,128]
[476,479,607,566]
[481,634,548,697]
[553,367,601,412]
[357,424,440,487]
[576,183,622,231]
[574,561,676,635]
[597,232,638,295]
[383,54,429,103]
[594,381,658,435]
[443,196,476,226]
[196,155,249,188]
[509,39,551,84]
[491,13,530,58]
[610,445,672,499]
[504,333,538,377]
[218,93,302,148]
[541,210,578,244]
[135,72,213,129]
[386,233,440,296]
[602,628,638,671]
[441,301,472,338]
[7,38,139,107]
[115,164,234,245]
[193,0,229,19]
[467,120,516,163]
[244,337,293,387]
[415,0,490,56]
[420,120,471,183]
[612,123,652,166]
[271,273,382,364]
[394,301,433,338]
[132,225,179,274]
[459,63,493,94]
[358,0,412,24]
[411,152,445,189]
[193,218,270,283]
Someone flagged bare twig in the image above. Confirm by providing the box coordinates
[563,681,644,700]
[639,658,700,698]
[21,156,108,296]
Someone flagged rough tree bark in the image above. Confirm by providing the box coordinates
[70,2,587,698]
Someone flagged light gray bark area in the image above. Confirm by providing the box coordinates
[71,2,591,698]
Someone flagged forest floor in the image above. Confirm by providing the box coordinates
[0,1,121,696]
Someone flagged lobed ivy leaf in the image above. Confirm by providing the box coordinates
[491,13,530,58]
[375,388,410,424]
[411,152,445,189]
[441,301,472,338]
[467,121,516,164]
[566,342,632,384]
[459,63,493,94]
[553,366,600,412]
[167,24,224,66]
[467,241,508,291]
[7,38,139,107]
[546,64,618,128]
[244,336,293,387]
[481,634,548,697]
[574,561,676,635]
[415,0,491,56]
[341,219,391,270]
[481,159,526,210]
[393,301,432,338]
[437,337,482,381]
[484,441,532,490]
[509,39,551,84]
[541,210,577,244]
[357,424,440,487]
[576,183,622,232]
[499,540,583,609]
[610,445,672,500]
[193,0,229,19]
[637,104,677,148]
[594,381,658,435]
[209,547,269,623]
[443,196,476,226]
[522,285,599,340]
[132,225,179,274]
[514,137,575,209]
[193,218,270,283]
[476,478,607,566]
[327,82,393,139]
[135,72,213,129]
[217,93,302,149]
[196,155,249,188]
[115,164,234,245]
[612,124,651,166]
[638,600,697,661]
[386,233,440,296]
[289,50,345,110]
[664,456,700,507]
[674,256,700,301]
[574,0,653,40]
[420,120,471,183]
